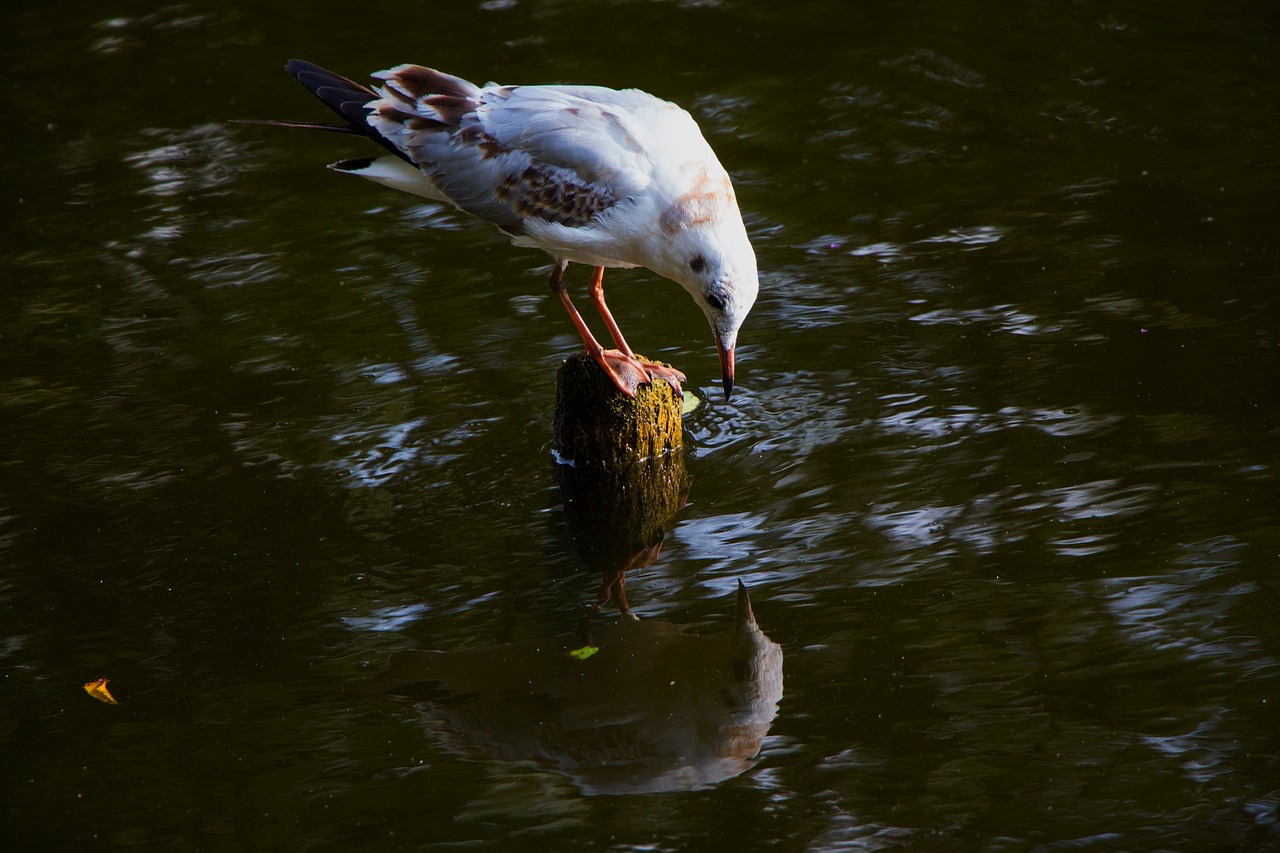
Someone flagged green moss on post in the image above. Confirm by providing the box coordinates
[553,353,689,618]
[553,352,683,466]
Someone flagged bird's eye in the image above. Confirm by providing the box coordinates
[688,255,707,274]
[706,293,725,311]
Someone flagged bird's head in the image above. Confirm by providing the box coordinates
[665,224,759,401]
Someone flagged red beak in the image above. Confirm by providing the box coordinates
[718,342,735,401]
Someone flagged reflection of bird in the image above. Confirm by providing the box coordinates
[252,60,760,400]
[361,581,782,795]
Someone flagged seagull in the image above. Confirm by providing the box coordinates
[247,60,759,400]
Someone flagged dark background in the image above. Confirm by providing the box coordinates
[3,1,1278,849]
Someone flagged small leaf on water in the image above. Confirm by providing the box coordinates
[566,645,599,661]
[84,678,118,705]
[680,392,701,417]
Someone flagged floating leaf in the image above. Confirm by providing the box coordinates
[84,678,118,705]
[566,645,599,661]
[680,391,701,417]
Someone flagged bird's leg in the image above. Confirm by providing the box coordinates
[587,266,686,397]
[549,260,646,397]
[611,571,638,622]
[587,266,635,357]
[592,569,638,622]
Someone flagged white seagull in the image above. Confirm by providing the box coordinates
[250,60,759,400]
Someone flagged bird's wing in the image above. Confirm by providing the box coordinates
[474,85,659,192]
[367,66,661,235]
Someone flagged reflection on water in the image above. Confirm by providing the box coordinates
[363,582,783,796]
[558,451,689,619]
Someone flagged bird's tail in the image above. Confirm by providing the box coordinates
[234,59,412,164]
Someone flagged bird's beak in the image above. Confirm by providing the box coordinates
[718,340,735,401]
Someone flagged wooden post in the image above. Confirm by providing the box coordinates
[553,352,689,618]
[553,352,683,466]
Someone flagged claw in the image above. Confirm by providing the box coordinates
[638,361,685,398]
[593,350,685,399]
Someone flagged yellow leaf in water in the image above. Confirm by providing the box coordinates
[680,391,701,417]
[566,645,599,661]
[84,678,118,705]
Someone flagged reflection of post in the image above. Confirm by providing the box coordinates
[554,352,689,617]
[557,453,689,618]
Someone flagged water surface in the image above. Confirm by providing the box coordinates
[4,1,1279,850]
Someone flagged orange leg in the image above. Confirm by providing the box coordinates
[549,260,646,397]
[588,266,636,357]
[584,265,686,397]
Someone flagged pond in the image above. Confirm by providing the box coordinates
[4,0,1278,849]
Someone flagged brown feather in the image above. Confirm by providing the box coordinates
[385,64,479,100]
[421,95,475,126]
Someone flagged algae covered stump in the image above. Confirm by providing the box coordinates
[553,352,684,466]
[552,352,690,619]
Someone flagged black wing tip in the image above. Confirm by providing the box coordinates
[285,58,324,77]
[284,60,374,98]
[274,59,416,167]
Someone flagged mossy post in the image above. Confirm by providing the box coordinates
[553,352,689,618]
[553,352,684,466]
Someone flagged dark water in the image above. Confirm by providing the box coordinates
[4,1,1279,849]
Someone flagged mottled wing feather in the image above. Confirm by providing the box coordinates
[367,66,658,235]
[373,64,481,101]
[477,86,656,191]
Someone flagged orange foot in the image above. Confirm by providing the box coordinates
[638,360,685,398]
[595,350,686,399]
